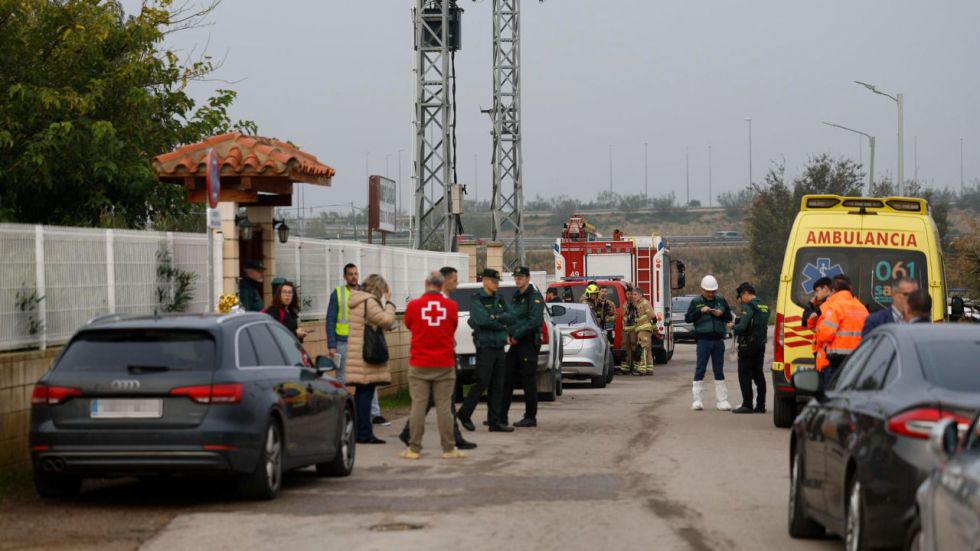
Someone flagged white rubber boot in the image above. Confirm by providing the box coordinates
[715,380,732,411]
[691,381,704,411]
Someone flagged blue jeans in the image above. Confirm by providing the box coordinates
[694,339,726,381]
[334,340,348,383]
[354,384,377,441]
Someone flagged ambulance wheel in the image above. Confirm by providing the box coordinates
[774,397,797,428]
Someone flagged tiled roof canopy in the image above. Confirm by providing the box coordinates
[153,133,335,186]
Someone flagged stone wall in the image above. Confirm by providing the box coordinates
[0,317,411,469]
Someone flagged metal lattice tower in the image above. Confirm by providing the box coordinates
[413,1,460,252]
[489,0,525,268]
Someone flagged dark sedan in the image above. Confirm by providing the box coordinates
[29,313,355,500]
[787,324,980,551]
[910,410,980,551]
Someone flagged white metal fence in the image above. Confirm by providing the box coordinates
[275,238,468,318]
[0,225,467,351]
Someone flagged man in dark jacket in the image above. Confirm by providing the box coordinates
[801,277,832,330]
[862,278,918,336]
[685,275,734,411]
[238,260,265,312]
[731,282,769,414]
[904,289,932,323]
[502,266,546,428]
[458,269,515,433]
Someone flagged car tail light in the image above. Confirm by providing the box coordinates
[541,321,549,345]
[171,384,243,404]
[774,313,784,364]
[570,329,598,339]
[31,384,82,406]
[887,408,971,440]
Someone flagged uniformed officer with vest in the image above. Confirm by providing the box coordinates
[633,288,654,376]
[501,266,546,428]
[684,275,734,411]
[326,263,359,384]
[458,269,516,433]
[731,282,769,414]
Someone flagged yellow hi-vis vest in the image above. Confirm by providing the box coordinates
[334,286,351,337]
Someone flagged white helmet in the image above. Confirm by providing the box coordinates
[700,275,719,292]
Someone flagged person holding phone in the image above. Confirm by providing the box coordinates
[684,275,734,411]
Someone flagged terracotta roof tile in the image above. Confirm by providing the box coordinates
[153,132,335,185]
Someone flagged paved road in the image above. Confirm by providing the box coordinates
[0,343,842,551]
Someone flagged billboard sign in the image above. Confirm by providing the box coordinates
[368,175,397,233]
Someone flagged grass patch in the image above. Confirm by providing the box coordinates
[379,387,412,410]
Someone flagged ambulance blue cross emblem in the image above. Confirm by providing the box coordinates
[800,257,843,294]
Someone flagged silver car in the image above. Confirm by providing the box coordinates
[671,295,697,342]
[551,303,614,389]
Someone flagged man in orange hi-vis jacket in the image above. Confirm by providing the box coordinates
[814,274,869,386]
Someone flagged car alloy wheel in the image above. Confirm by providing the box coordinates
[846,480,863,551]
[265,423,283,494]
[341,408,355,471]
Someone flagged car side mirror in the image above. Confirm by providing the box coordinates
[314,355,336,376]
[928,418,960,460]
[549,305,567,317]
[791,369,825,400]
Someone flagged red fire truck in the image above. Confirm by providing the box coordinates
[552,225,686,364]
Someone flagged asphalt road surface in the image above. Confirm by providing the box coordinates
[0,341,843,551]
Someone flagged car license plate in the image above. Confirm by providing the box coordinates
[90,399,163,419]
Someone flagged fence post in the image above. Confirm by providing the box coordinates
[105,229,116,313]
[34,226,47,351]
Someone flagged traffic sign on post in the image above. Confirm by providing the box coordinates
[206,148,221,209]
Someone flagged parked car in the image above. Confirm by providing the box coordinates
[546,279,632,363]
[909,409,980,551]
[550,303,614,388]
[787,324,980,550]
[712,230,742,239]
[449,282,563,401]
[671,295,697,342]
[29,313,355,501]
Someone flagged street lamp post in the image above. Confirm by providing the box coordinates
[744,118,753,186]
[855,81,904,195]
[397,148,405,232]
[708,145,713,208]
[823,121,875,195]
[644,141,648,198]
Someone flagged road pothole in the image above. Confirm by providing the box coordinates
[369,522,427,532]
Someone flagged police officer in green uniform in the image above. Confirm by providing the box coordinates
[731,282,769,414]
[458,269,516,433]
[238,260,266,311]
[502,266,546,428]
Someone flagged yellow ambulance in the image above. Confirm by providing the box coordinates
[771,195,947,427]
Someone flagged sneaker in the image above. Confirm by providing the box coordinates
[399,449,421,460]
[442,448,467,459]
[372,416,391,426]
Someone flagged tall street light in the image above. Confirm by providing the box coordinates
[397,148,405,232]
[823,122,875,196]
[855,81,904,195]
[744,118,753,186]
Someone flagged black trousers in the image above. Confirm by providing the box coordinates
[459,347,507,426]
[400,384,467,445]
[737,344,766,409]
[502,341,540,422]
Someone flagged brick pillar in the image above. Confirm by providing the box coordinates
[458,241,479,282]
[218,202,239,296]
[486,241,503,274]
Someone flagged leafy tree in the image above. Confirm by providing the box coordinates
[0,0,255,228]
[717,188,755,219]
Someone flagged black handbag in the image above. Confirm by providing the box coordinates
[362,300,389,364]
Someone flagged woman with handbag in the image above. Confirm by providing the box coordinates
[345,274,397,443]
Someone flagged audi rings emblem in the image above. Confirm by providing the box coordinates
[111,380,141,391]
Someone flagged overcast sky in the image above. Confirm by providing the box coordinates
[127,0,980,212]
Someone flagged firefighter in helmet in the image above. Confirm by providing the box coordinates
[620,288,640,375]
[633,287,654,376]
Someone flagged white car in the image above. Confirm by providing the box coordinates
[448,282,563,401]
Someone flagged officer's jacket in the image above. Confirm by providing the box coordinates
[733,297,769,345]
[684,294,733,339]
[508,284,545,345]
[468,288,514,349]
